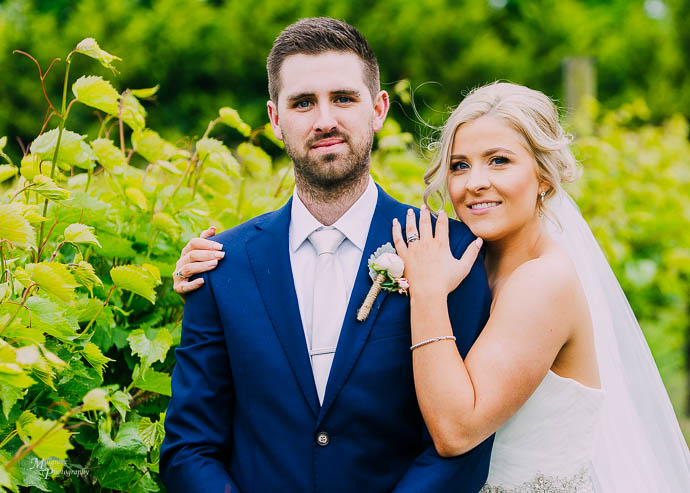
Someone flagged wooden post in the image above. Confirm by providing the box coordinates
[563,57,597,115]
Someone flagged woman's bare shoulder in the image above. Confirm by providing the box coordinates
[498,243,582,312]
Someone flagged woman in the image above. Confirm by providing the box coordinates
[173,83,690,491]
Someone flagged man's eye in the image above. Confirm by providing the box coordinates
[295,101,311,109]
[335,96,353,104]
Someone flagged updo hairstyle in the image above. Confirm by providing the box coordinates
[423,82,581,218]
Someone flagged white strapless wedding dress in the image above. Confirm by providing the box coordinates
[480,370,604,492]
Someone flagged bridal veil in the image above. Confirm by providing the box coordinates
[547,189,690,492]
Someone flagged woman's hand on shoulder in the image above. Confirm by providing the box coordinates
[173,226,224,297]
[392,206,483,298]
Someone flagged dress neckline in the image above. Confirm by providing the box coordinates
[547,369,603,393]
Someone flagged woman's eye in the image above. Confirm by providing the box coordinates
[450,161,469,171]
[491,156,509,165]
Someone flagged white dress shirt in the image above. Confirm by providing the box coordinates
[289,176,378,354]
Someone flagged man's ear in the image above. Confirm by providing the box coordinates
[266,100,283,141]
[372,90,390,133]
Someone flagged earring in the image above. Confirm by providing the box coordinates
[538,191,546,217]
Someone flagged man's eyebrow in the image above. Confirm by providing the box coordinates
[331,89,360,97]
[285,92,315,104]
[450,147,517,160]
[285,89,361,104]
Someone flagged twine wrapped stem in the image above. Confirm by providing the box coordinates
[357,272,386,322]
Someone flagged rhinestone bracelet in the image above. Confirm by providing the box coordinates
[410,335,456,351]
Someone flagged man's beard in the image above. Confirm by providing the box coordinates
[284,128,374,197]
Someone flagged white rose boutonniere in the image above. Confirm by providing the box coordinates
[373,252,404,278]
[356,242,409,322]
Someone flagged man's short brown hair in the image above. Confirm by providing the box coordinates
[267,17,380,103]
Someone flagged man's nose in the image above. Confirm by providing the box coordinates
[313,104,337,133]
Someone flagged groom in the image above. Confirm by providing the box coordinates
[160,17,493,492]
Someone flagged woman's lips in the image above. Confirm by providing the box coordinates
[467,201,502,215]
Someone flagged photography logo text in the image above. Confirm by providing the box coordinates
[31,457,89,479]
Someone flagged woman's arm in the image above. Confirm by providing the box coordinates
[393,207,575,457]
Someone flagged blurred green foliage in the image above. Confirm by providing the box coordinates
[2,0,690,165]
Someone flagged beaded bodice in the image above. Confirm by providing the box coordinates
[481,370,604,492]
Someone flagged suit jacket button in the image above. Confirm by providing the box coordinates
[316,431,330,447]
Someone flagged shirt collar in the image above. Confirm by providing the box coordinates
[289,176,378,253]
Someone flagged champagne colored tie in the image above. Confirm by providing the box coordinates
[308,228,347,404]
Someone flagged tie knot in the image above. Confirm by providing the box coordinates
[308,228,345,256]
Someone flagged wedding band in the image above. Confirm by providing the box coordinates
[407,233,419,243]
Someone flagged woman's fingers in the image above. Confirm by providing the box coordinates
[180,237,223,257]
[419,205,432,240]
[392,218,407,256]
[405,208,419,244]
[174,277,205,296]
[452,237,483,284]
[174,233,224,297]
[174,250,224,277]
[435,209,449,247]
[180,249,225,265]
[173,258,215,296]
[176,258,221,279]
[200,226,217,240]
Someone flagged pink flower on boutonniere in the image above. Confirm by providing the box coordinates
[357,243,409,322]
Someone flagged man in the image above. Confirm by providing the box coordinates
[160,17,493,492]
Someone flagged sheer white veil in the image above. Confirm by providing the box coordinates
[546,188,690,492]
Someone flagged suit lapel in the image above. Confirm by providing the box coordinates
[318,185,400,423]
[246,199,320,417]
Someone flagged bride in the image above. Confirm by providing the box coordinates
[172,82,690,491]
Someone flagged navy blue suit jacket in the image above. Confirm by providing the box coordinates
[160,184,493,492]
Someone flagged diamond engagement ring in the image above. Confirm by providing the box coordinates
[175,271,186,279]
[407,233,419,243]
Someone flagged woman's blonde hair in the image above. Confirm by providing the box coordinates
[423,82,580,216]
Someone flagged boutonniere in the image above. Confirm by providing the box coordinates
[356,242,409,322]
